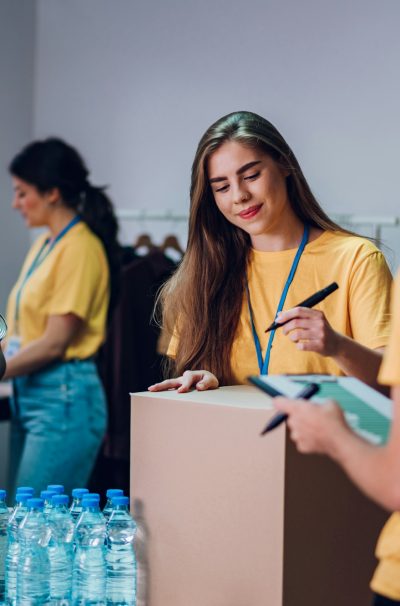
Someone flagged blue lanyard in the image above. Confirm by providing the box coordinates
[14,215,81,328]
[246,224,310,375]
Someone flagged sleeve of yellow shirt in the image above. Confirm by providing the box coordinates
[348,250,392,350]
[46,240,107,321]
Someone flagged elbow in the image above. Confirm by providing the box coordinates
[379,483,400,511]
[47,340,68,361]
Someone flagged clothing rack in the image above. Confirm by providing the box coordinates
[117,210,189,222]
[116,209,400,246]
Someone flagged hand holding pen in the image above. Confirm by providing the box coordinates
[261,383,320,435]
[265,283,338,332]
[266,283,340,358]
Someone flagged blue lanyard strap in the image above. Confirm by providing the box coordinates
[14,215,81,328]
[246,223,310,375]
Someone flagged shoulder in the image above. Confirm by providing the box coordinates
[60,222,107,262]
[312,230,382,259]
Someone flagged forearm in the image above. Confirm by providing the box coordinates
[3,337,65,380]
[328,426,400,510]
[333,335,385,391]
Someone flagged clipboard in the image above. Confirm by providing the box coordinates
[248,374,392,445]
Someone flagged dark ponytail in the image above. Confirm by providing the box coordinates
[9,137,121,319]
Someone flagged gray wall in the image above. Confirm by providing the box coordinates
[0,0,35,489]
[33,0,400,238]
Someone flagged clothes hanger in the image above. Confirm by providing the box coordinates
[160,234,184,257]
[133,233,155,250]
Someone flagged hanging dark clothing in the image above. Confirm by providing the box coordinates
[97,250,176,461]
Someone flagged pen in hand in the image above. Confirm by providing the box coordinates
[265,282,339,333]
[260,382,320,436]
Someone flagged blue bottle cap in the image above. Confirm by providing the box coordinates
[0,489,6,499]
[41,490,57,500]
[52,494,69,506]
[27,498,44,509]
[15,493,31,503]
[47,484,64,494]
[16,486,34,495]
[111,495,129,506]
[72,488,89,498]
[81,493,100,502]
[82,497,99,508]
[106,488,124,498]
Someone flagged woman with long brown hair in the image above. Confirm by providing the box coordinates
[149,111,392,392]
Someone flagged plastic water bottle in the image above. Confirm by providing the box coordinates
[48,494,74,604]
[4,493,31,606]
[106,496,137,606]
[47,484,64,495]
[69,489,89,522]
[41,490,57,516]
[72,495,106,605]
[103,489,124,520]
[17,497,51,605]
[0,489,10,603]
[132,499,149,606]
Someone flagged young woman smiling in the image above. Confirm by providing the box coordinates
[4,138,120,496]
[149,111,392,392]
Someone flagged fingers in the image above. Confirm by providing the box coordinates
[148,378,185,392]
[277,308,339,356]
[177,370,203,393]
[195,372,219,391]
[148,370,219,393]
[277,307,324,325]
[273,397,298,414]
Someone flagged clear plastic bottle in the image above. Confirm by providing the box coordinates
[47,494,74,605]
[47,484,64,495]
[103,489,124,520]
[69,489,89,522]
[106,495,137,606]
[17,497,51,605]
[0,489,10,603]
[132,499,149,606]
[5,492,31,606]
[72,495,106,605]
[41,490,58,516]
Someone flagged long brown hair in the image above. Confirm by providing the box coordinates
[159,111,346,385]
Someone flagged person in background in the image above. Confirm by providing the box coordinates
[2,137,120,496]
[0,314,6,380]
[274,269,400,606]
[148,111,392,393]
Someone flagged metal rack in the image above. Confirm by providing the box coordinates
[116,209,400,247]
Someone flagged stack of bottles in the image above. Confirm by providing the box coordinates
[0,485,138,605]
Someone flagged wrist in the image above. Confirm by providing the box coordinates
[325,422,352,463]
[330,331,345,358]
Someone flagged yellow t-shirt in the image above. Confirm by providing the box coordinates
[6,221,110,360]
[230,230,392,383]
[370,271,400,601]
[168,231,392,382]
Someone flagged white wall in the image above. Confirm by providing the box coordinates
[0,0,35,490]
[33,0,400,261]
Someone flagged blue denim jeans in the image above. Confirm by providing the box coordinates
[8,359,107,497]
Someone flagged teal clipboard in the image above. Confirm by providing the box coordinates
[248,374,392,445]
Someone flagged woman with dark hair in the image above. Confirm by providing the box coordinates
[149,110,392,393]
[3,137,120,495]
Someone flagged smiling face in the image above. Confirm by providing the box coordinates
[207,140,296,246]
[12,177,57,228]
